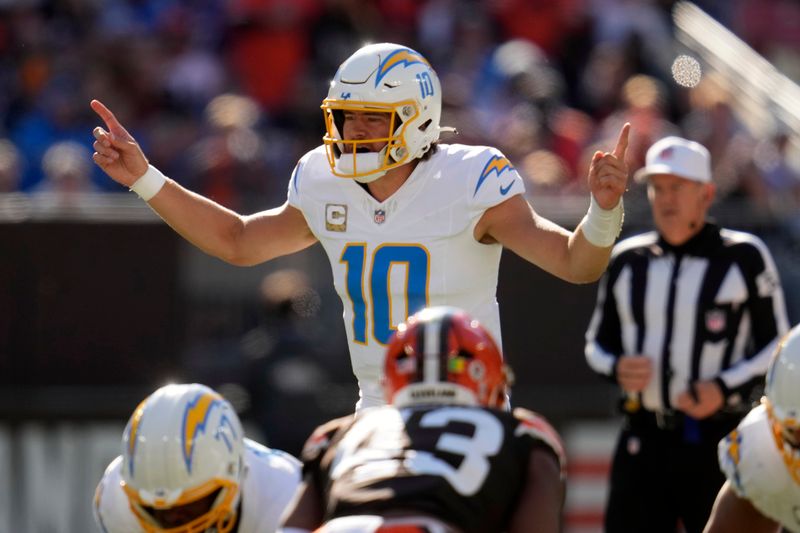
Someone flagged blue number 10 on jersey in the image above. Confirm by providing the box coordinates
[341,243,430,344]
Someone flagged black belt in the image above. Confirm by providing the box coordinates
[624,406,743,442]
[626,408,684,431]
[620,398,685,431]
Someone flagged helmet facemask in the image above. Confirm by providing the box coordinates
[122,478,239,533]
[322,100,419,183]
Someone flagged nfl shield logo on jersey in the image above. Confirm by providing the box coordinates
[374,209,386,225]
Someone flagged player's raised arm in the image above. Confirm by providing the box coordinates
[90,99,316,266]
[570,122,630,267]
[478,122,630,284]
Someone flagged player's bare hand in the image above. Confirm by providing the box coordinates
[90,99,148,186]
[616,354,652,392]
[675,380,724,419]
[589,123,630,210]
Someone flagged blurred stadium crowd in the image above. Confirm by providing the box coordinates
[0,0,799,218]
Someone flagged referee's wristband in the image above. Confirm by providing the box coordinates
[581,196,624,248]
[129,164,167,201]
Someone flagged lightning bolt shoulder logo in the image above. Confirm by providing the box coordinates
[182,391,223,473]
[725,429,744,490]
[124,398,148,477]
[474,155,516,197]
[375,48,430,87]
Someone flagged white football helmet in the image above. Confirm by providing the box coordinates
[764,324,800,485]
[321,42,449,183]
[120,383,245,532]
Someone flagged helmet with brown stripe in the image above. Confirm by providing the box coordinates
[383,306,512,409]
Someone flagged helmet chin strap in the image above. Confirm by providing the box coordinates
[335,149,389,183]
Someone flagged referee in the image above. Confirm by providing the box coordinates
[584,136,790,533]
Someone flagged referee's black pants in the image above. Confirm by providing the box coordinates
[603,409,741,533]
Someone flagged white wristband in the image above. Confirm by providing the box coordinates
[129,164,167,201]
[581,196,624,247]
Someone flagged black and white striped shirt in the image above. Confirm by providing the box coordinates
[585,223,789,413]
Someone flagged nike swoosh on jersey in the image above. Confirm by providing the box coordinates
[499,181,515,195]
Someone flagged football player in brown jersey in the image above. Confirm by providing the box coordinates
[279,306,566,533]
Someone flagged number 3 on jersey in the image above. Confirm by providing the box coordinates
[341,243,430,344]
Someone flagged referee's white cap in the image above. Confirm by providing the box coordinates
[634,136,712,184]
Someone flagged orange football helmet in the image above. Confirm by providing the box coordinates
[383,306,511,409]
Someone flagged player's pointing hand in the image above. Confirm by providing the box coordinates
[589,122,631,210]
[90,99,149,187]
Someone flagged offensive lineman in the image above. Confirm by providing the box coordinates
[94,383,301,533]
[704,325,800,533]
[90,42,630,409]
[279,306,566,533]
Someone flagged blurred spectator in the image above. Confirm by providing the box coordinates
[162,14,228,116]
[239,269,332,455]
[0,140,22,192]
[182,93,274,212]
[31,140,99,212]
[681,73,756,201]
[490,0,584,58]
[548,106,596,179]
[588,0,674,76]
[225,0,320,119]
[604,74,681,172]
[733,0,800,81]
[39,141,95,194]
[519,149,573,195]
[578,42,636,117]
[746,128,800,215]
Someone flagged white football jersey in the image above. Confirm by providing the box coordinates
[94,439,301,533]
[718,403,800,532]
[288,143,525,407]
